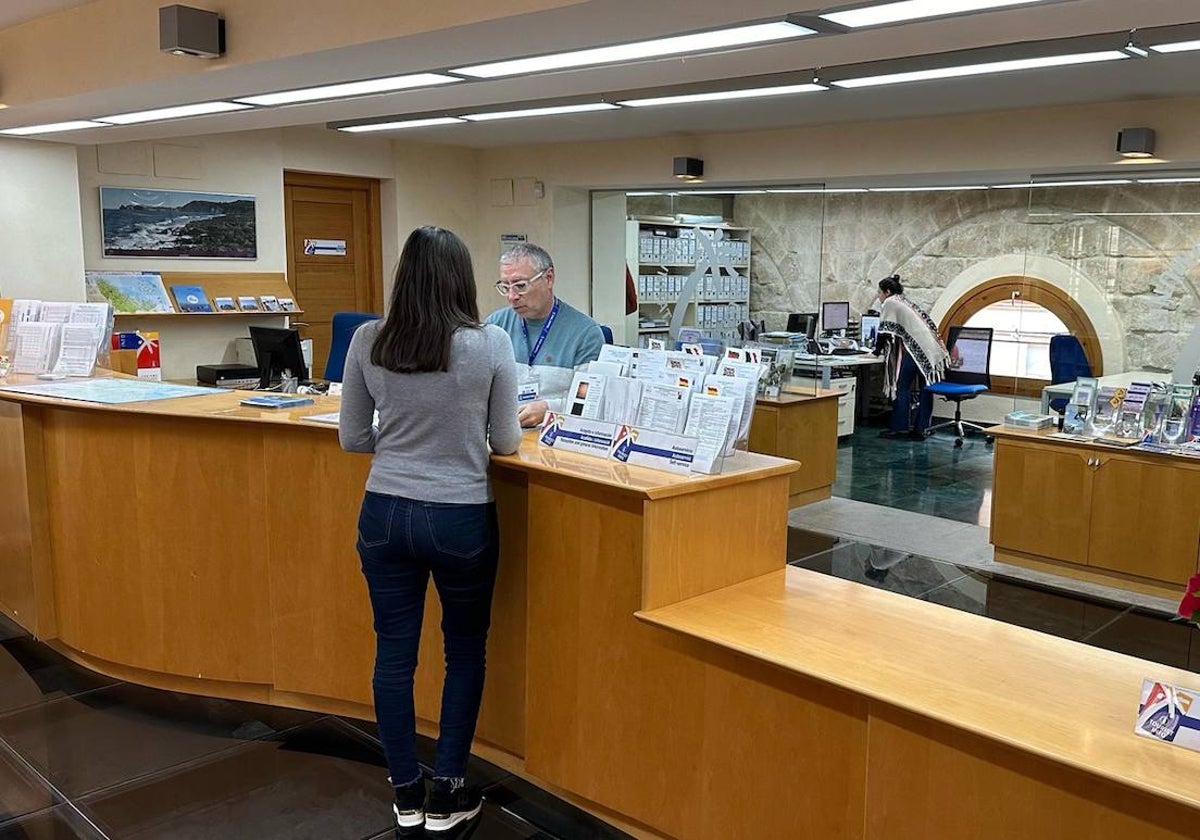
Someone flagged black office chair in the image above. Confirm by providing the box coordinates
[925,326,993,448]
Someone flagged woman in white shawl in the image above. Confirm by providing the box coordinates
[872,275,950,440]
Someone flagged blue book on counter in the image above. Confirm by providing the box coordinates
[239,394,314,409]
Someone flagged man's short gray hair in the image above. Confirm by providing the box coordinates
[500,242,553,274]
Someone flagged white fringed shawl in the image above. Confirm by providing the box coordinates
[878,295,951,398]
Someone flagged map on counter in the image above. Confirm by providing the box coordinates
[0,378,217,405]
[85,272,175,314]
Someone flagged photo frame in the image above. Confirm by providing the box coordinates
[100,187,257,259]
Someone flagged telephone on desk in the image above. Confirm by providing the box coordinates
[816,337,863,356]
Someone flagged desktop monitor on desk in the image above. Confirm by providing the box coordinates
[249,326,309,389]
[786,312,819,339]
[821,301,850,335]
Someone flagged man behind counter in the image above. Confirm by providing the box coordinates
[485,243,604,427]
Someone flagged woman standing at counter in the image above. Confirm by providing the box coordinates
[873,274,950,440]
[339,226,522,833]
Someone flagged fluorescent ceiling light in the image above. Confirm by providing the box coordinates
[236,74,459,106]
[831,51,1128,88]
[822,0,1050,28]
[993,179,1131,188]
[869,185,987,192]
[461,103,619,122]
[97,101,252,125]
[766,188,868,194]
[677,190,767,195]
[1150,39,1200,54]
[619,83,826,107]
[1137,176,1200,184]
[0,120,110,135]
[627,191,676,196]
[338,117,466,133]
[451,21,814,78]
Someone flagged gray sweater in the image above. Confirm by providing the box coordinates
[338,320,522,503]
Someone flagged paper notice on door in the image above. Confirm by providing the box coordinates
[303,238,347,256]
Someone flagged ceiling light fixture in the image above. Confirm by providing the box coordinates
[96,101,252,125]
[0,120,111,136]
[993,179,1132,188]
[821,0,1052,29]
[766,188,868,193]
[869,185,988,192]
[676,189,768,195]
[236,74,460,106]
[619,82,827,107]
[451,20,814,78]
[1149,39,1200,54]
[831,50,1128,88]
[338,117,466,133]
[460,103,620,122]
[1122,31,1150,58]
[1137,176,1200,184]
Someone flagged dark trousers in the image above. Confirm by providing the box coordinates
[890,351,934,434]
[356,491,499,783]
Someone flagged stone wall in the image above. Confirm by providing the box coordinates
[735,185,1200,372]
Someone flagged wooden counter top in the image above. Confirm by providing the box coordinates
[639,565,1200,811]
[757,387,843,406]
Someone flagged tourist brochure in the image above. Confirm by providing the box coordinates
[566,372,607,419]
[1135,679,1200,754]
[171,285,213,313]
[635,382,691,433]
[237,296,261,312]
[682,392,738,474]
[239,394,314,409]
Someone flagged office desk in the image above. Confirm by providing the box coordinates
[750,389,840,506]
[1039,370,1164,412]
[792,352,884,431]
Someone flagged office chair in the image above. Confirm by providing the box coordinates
[599,324,614,345]
[1047,334,1092,415]
[324,311,381,382]
[924,326,993,448]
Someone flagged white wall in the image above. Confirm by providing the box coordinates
[0,138,86,300]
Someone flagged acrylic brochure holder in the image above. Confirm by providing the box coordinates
[538,412,721,476]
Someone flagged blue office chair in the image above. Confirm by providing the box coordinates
[324,311,381,382]
[1048,334,1092,415]
[599,324,614,345]
[925,326,993,448]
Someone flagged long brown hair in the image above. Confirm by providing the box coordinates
[371,226,480,372]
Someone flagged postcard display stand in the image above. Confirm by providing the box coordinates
[536,345,766,476]
[1053,376,1200,457]
[0,298,114,378]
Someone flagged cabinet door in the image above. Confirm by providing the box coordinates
[991,441,1092,565]
[1088,455,1200,584]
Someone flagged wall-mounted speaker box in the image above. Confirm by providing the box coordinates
[159,5,225,59]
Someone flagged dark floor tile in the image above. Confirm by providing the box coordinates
[484,775,632,840]
[982,579,1124,642]
[1084,610,1194,670]
[786,528,842,563]
[0,806,106,840]
[922,571,991,614]
[0,613,26,643]
[0,743,59,827]
[0,638,117,717]
[81,718,389,840]
[794,544,969,599]
[0,683,316,798]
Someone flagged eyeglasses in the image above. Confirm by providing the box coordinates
[495,267,548,297]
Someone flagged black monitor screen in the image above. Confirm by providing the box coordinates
[786,312,819,338]
[821,301,850,332]
[249,326,308,389]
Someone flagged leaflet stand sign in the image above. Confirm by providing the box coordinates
[538,412,617,458]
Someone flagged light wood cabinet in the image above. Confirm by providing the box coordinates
[991,432,1200,586]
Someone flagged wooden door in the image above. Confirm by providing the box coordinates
[1088,454,1200,584]
[284,172,382,379]
[991,439,1092,565]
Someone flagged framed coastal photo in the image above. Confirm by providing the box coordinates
[100,187,257,259]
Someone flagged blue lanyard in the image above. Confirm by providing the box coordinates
[521,298,560,366]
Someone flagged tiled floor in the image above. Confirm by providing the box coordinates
[833,424,995,526]
[786,528,1200,672]
[0,611,628,840]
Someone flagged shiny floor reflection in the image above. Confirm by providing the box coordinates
[0,618,629,839]
[787,527,1200,671]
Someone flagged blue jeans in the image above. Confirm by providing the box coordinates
[890,351,934,434]
[356,491,499,783]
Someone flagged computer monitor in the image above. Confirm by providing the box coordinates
[821,301,850,333]
[860,315,881,347]
[786,312,819,338]
[248,326,309,389]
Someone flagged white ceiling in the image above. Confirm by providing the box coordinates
[0,0,96,31]
[3,0,1200,149]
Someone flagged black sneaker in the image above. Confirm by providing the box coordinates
[392,776,426,831]
[425,777,482,832]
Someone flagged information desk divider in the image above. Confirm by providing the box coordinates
[538,412,719,475]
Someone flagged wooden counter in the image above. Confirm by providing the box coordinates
[749,388,840,507]
[988,425,1200,596]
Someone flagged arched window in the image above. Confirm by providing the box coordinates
[941,277,1103,398]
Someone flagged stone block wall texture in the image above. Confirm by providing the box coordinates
[734,185,1200,372]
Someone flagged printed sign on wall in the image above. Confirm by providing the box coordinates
[303,238,347,256]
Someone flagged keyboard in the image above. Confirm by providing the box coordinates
[830,348,863,356]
